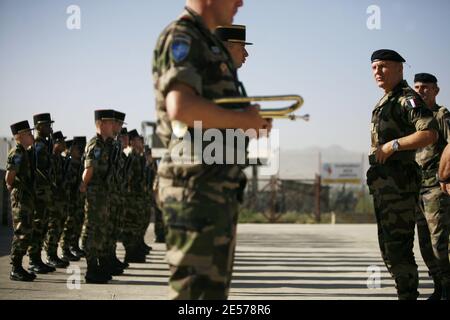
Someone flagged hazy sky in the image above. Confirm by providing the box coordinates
[1,0,449,153]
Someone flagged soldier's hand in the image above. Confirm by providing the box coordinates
[375,141,395,164]
[441,182,450,195]
[242,104,272,138]
[79,182,87,193]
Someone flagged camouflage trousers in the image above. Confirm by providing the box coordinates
[416,185,450,287]
[81,190,110,262]
[105,195,123,256]
[60,199,84,250]
[159,178,239,300]
[367,164,420,300]
[122,195,145,251]
[28,189,53,259]
[10,189,34,265]
[45,201,67,256]
[154,205,166,239]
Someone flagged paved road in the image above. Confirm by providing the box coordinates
[0,224,436,300]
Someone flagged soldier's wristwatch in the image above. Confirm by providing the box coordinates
[392,139,400,152]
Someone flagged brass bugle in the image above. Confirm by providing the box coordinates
[214,95,305,119]
[171,94,305,138]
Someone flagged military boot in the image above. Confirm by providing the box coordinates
[61,249,80,262]
[46,254,70,268]
[29,255,56,274]
[71,244,85,258]
[85,259,109,284]
[10,265,36,282]
[111,252,129,269]
[428,277,442,300]
[124,248,147,264]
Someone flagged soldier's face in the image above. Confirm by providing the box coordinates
[38,123,53,137]
[20,131,34,148]
[414,82,439,107]
[372,60,403,91]
[119,135,129,147]
[100,120,115,137]
[226,42,248,69]
[71,147,81,159]
[113,121,123,136]
[211,0,243,26]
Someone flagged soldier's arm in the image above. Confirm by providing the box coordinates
[80,167,93,193]
[439,144,450,194]
[5,170,16,192]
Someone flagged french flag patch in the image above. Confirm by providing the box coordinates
[407,98,418,109]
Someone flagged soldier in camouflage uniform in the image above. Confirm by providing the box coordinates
[152,0,271,299]
[6,121,37,282]
[44,131,70,268]
[28,113,57,274]
[440,144,450,194]
[122,129,147,263]
[116,127,130,247]
[60,139,81,262]
[103,110,128,274]
[413,73,450,300]
[61,137,86,260]
[366,50,438,300]
[80,110,115,284]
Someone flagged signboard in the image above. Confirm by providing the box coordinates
[321,162,363,184]
[0,138,14,171]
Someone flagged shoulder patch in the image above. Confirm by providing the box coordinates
[171,35,191,63]
[13,154,22,166]
[93,147,102,160]
[35,142,45,152]
[406,97,420,109]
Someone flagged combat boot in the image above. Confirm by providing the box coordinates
[71,245,86,258]
[61,249,80,262]
[124,248,147,264]
[10,265,36,282]
[111,253,128,269]
[100,257,124,277]
[29,255,56,274]
[46,254,70,268]
[428,278,442,300]
[85,259,109,284]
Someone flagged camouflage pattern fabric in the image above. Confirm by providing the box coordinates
[45,153,68,256]
[153,7,245,299]
[366,80,438,300]
[7,144,35,265]
[81,135,113,262]
[415,104,450,288]
[28,135,54,259]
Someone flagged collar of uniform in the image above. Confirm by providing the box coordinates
[376,79,409,108]
[183,6,212,34]
[430,104,441,112]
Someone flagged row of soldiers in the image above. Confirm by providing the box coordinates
[6,110,165,283]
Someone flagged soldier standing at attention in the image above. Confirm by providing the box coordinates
[45,131,70,268]
[366,49,438,300]
[79,110,115,284]
[6,121,37,281]
[153,0,271,299]
[413,73,450,300]
[28,113,56,274]
[122,129,147,264]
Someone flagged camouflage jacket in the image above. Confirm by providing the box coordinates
[370,80,437,164]
[34,135,53,192]
[416,104,450,186]
[367,80,438,194]
[7,143,35,197]
[51,153,67,200]
[127,151,146,195]
[64,156,82,204]
[152,6,244,186]
[85,134,114,192]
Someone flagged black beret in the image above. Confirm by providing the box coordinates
[33,113,54,125]
[114,110,126,123]
[11,120,33,135]
[128,129,140,140]
[371,49,405,63]
[414,73,438,84]
[95,109,115,121]
[215,25,253,45]
[52,131,66,142]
